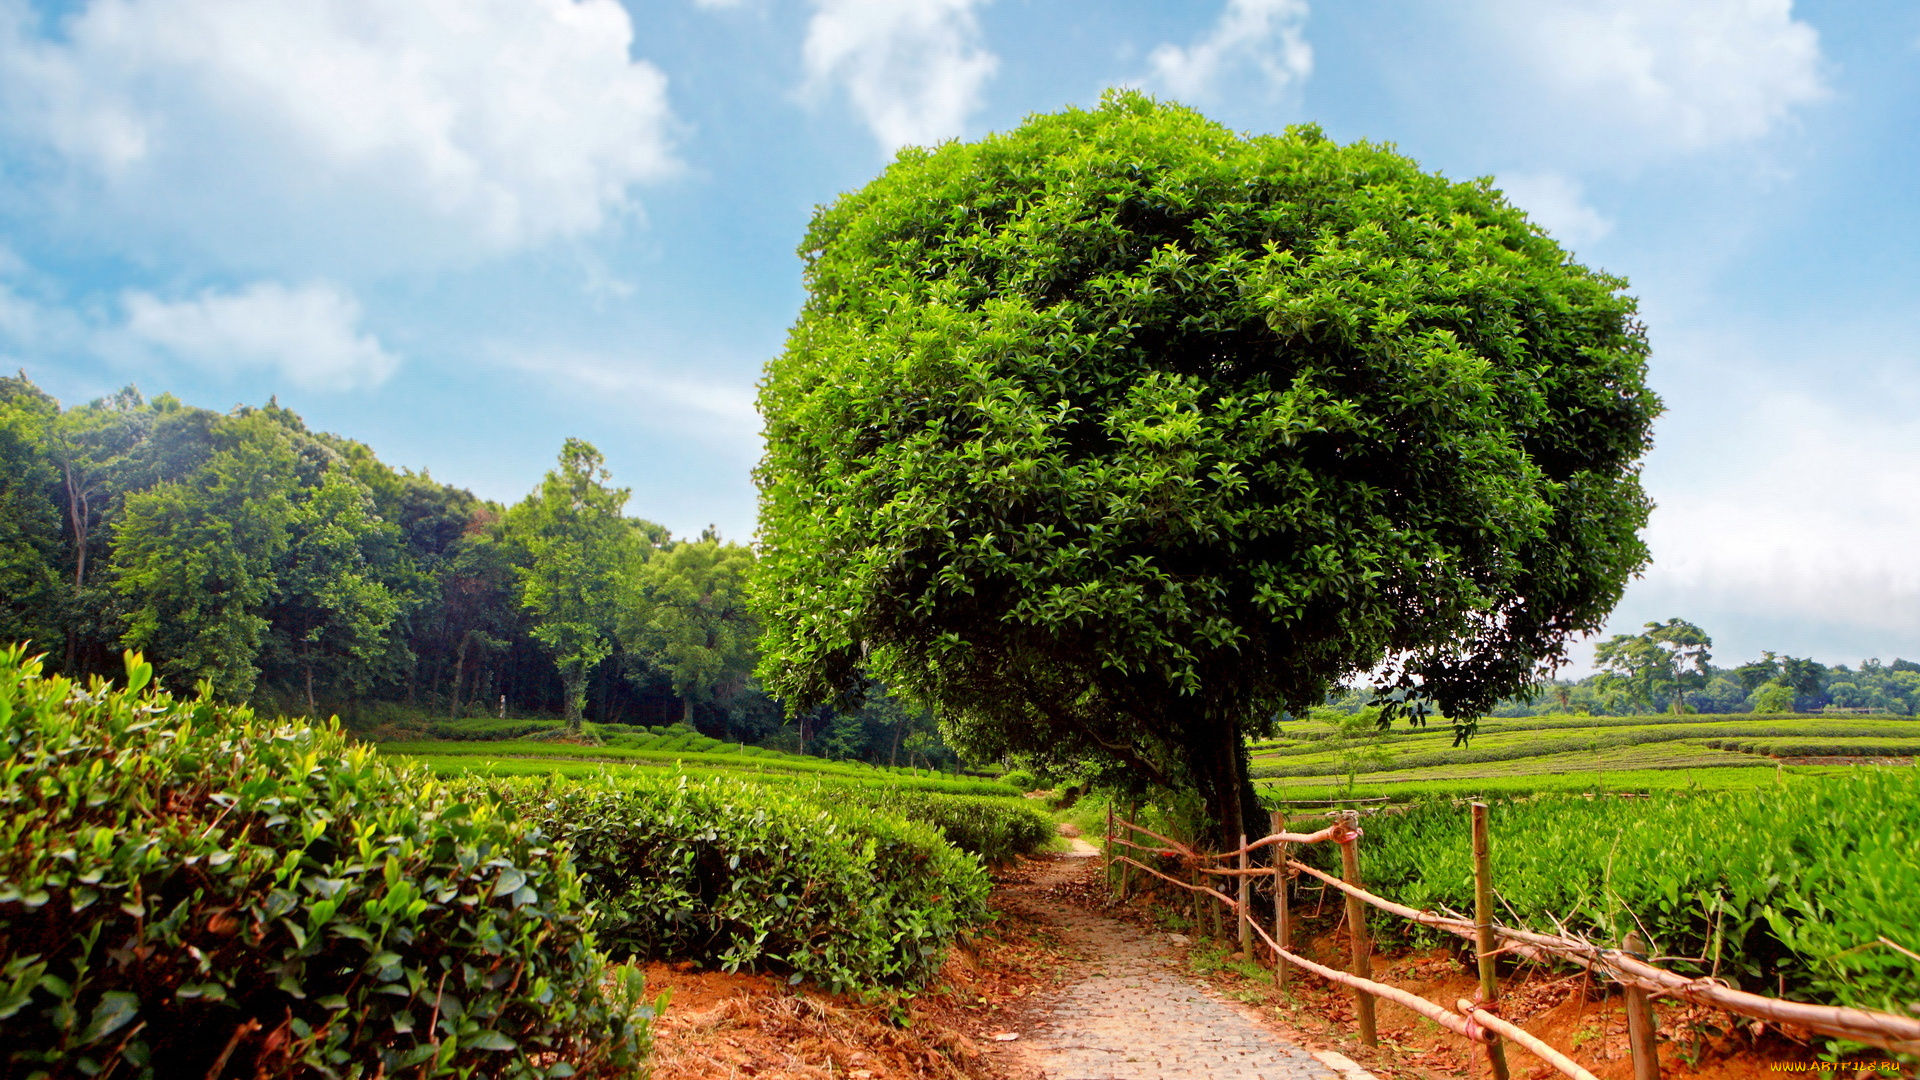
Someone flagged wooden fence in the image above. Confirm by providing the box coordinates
[1104,803,1920,1080]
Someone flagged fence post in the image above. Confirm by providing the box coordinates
[1269,809,1290,989]
[1238,831,1253,957]
[1472,802,1512,1080]
[1338,810,1378,1047]
[1190,860,1203,931]
[1105,801,1116,893]
[1120,800,1136,901]
[1624,931,1661,1080]
[1208,852,1224,939]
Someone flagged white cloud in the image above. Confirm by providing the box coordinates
[0,0,679,267]
[1148,0,1311,101]
[1636,396,1920,635]
[1487,0,1826,151]
[505,349,760,444]
[801,0,997,152]
[1497,172,1613,248]
[123,282,398,390]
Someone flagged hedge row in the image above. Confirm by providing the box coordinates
[0,648,656,1080]
[474,775,992,993]
[842,790,1054,865]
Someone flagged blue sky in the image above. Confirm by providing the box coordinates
[5,0,1919,671]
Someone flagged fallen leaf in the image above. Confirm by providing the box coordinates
[991,1032,1020,1042]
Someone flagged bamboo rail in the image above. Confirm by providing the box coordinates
[1459,999,1600,1080]
[1106,809,1920,1067]
[1108,853,1493,1043]
[1288,856,1920,1053]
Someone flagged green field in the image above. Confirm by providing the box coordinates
[1252,711,1916,802]
[373,720,1028,798]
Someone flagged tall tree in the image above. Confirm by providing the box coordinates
[111,413,301,699]
[1593,631,1672,712]
[509,439,634,733]
[0,374,65,653]
[265,467,409,713]
[1644,617,1711,713]
[619,534,756,726]
[753,93,1659,844]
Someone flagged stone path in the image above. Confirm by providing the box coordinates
[997,848,1363,1080]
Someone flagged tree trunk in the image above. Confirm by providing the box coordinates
[60,458,88,673]
[449,632,471,721]
[304,663,317,717]
[888,716,905,768]
[563,665,586,735]
[682,695,694,726]
[1182,701,1261,853]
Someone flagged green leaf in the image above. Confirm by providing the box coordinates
[79,991,140,1043]
[466,1030,516,1051]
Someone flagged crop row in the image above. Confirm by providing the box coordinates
[401,750,1026,797]
[1701,737,1920,758]
[1292,773,1920,1019]
[379,737,1021,792]
[1258,761,1850,803]
[1250,712,1920,759]
[1249,720,1919,777]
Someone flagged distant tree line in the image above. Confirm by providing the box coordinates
[0,375,958,766]
[1316,617,1920,717]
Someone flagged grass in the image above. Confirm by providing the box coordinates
[400,751,1027,797]
[1249,718,1920,777]
[1259,761,1857,803]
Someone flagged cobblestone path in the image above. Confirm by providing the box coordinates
[997,847,1353,1080]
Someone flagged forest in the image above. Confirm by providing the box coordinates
[0,373,953,766]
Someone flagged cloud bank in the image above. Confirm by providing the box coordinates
[802,0,998,152]
[0,0,680,268]
[1486,0,1827,152]
[122,282,398,390]
[1149,0,1312,101]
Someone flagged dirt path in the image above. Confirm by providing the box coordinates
[990,848,1363,1080]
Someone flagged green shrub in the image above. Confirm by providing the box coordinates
[845,791,1053,864]
[0,649,656,1079]
[1298,772,1920,1015]
[424,716,561,741]
[999,771,1036,792]
[475,774,990,993]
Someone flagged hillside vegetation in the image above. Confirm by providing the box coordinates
[1256,711,1912,800]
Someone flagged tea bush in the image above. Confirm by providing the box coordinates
[1297,772,1920,1015]
[0,648,657,1080]
[477,774,991,993]
[845,790,1053,864]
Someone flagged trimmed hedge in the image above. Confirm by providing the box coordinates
[845,790,1054,864]
[476,774,991,993]
[0,649,656,1079]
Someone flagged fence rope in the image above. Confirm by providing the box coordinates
[1107,816,1920,1058]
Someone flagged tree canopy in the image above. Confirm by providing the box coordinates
[753,92,1660,841]
[508,439,639,732]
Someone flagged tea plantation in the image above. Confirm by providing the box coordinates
[0,650,1051,1078]
[1254,710,1915,801]
[1291,773,1920,1019]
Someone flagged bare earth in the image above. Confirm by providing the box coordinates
[991,846,1354,1080]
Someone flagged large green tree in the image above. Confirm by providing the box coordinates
[508,439,635,733]
[619,534,758,726]
[265,467,410,713]
[753,93,1659,844]
[0,375,65,653]
[111,412,301,699]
